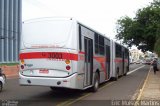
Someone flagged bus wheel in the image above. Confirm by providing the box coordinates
[50,87,63,92]
[124,67,129,76]
[0,82,2,92]
[50,87,54,90]
[91,72,99,92]
[115,70,119,81]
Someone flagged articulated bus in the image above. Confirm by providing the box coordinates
[19,17,129,92]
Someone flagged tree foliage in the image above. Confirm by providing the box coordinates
[116,0,160,55]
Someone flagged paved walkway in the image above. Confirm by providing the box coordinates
[0,65,19,78]
[138,65,160,100]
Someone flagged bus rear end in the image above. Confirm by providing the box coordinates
[19,18,80,89]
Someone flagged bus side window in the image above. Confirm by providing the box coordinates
[94,33,104,55]
[95,33,99,54]
[116,44,122,58]
[79,25,82,51]
[99,36,104,55]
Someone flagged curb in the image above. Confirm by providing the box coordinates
[134,66,151,106]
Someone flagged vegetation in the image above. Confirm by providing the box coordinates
[116,0,160,56]
[0,63,19,66]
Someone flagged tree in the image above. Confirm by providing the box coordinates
[154,38,160,56]
[116,0,160,55]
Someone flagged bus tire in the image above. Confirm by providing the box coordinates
[50,86,60,91]
[115,70,119,81]
[50,87,54,90]
[91,72,99,92]
[50,87,63,92]
[124,67,129,76]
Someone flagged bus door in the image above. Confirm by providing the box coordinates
[105,45,110,79]
[122,50,125,74]
[84,37,93,87]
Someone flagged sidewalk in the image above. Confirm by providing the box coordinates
[138,65,160,100]
[0,65,19,79]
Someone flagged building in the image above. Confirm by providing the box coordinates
[144,51,158,59]
[0,0,22,63]
[130,48,144,62]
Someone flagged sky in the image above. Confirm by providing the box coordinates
[22,0,153,40]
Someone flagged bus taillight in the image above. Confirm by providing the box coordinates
[21,65,24,69]
[20,59,25,65]
[65,59,70,64]
[66,65,71,70]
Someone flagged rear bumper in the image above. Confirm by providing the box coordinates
[19,73,78,89]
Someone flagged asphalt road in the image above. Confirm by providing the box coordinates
[129,63,144,71]
[0,64,151,106]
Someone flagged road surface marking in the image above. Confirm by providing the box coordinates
[131,66,150,100]
[56,93,92,106]
[135,67,151,105]
[57,82,115,106]
[99,81,115,90]
[131,76,145,100]
[57,66,146,106]
[127,65,145,75]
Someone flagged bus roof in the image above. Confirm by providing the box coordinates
[23,17,111,41]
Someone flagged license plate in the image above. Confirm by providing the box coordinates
[39,69,49,74]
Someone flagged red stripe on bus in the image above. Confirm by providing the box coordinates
[79,51,85,54]
[94,57,106,62]
[114,59,128,63]
[19,52,78,61]
[114,59,122,63]
[94,57,108,79]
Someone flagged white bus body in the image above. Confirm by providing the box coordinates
[19,18,129,91]
[111,41,129,80]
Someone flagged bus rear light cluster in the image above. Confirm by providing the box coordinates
[65,59,71,70]
[20,59,25,70]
